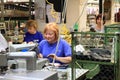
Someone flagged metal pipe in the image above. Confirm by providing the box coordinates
[99,0,103,14]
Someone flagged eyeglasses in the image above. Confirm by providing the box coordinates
[45,32,54,35]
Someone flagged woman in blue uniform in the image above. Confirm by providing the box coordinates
[23,20,43,43]
[38,22,72,65]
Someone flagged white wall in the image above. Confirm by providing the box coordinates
[64,0,88,32]
[66,0,80,30]
[79,0,87,31]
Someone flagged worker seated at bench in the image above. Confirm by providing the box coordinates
[38,22,72,67]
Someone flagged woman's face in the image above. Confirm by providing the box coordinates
[96,17,102,24]
[27,27,36,34]
[44,30,56,43]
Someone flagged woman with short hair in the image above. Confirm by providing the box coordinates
[38,22,72,65]
[23,20,43,43]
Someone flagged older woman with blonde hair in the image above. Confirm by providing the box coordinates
[38,22,72,65]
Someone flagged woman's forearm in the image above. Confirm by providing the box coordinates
[56,56,72,63]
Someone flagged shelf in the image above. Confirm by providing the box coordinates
[4,2,34,10]
[0,1,35,20]
[76,60,114,65]
[1,10,29,17]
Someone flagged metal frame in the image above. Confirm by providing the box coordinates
[71,32,120,80]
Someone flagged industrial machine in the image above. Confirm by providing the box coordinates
[0,50,58,80]
[0,33,90,80]
[0,33,58,80]
[9,43,37,52]
[0,42,49,71]
[0,51,37,72]
[0,22,6,34]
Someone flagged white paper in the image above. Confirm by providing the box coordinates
[0,33,8,52]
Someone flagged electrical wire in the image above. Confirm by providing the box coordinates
[89,64,99,72]
[75,61,99,72]
[52,36,60,66]
[61,0,68,23]
[46,0,59,23]
[46,0,59,67]
[51,0,68,67]
[45,0,70,68]
[75,0,88,24]
[75,61,83,69]
[72,0,88,32]
[45,0,60,66]
[45,0,53,5]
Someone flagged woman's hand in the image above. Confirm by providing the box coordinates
[48,54,72,63]
[47,54,57,60]
[38,53,43,58]
[28,41,34,44]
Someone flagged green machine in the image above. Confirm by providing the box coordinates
[104,23,120,44]
[71,31,120,80]
[105,24,120,33]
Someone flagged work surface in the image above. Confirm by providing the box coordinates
[0,68,88,80]
[57,68,89,80]
[0,69,58,80]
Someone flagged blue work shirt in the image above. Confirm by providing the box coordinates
[38,38,72,64]
[24,31,43,43]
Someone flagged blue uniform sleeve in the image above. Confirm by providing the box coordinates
[38,42,42,53]
[24,31,43,43]
[23,32,29,42]
[38,40,45,53]
[38,32,44,43]
[63,40,72,57]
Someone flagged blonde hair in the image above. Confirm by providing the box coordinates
[44,22,59,41]
[26,20,38,30]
